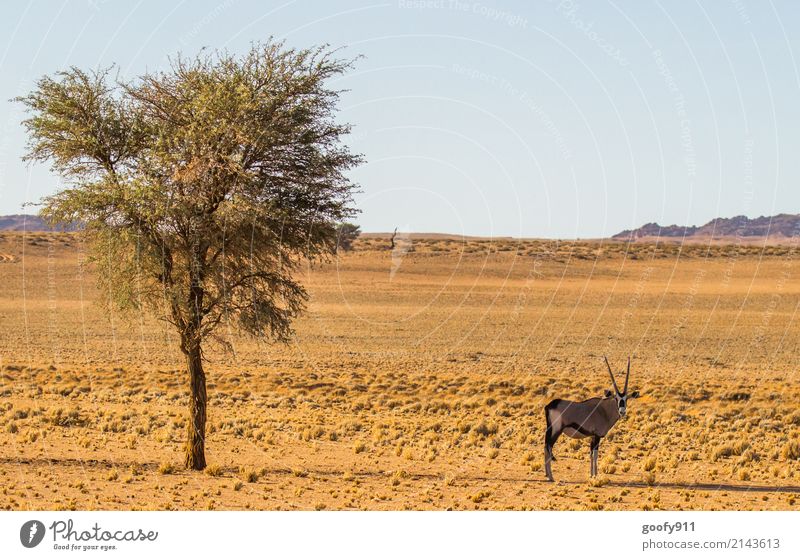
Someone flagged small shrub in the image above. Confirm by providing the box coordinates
[521,451,536,464]
[600,457,617,474]
[473,421,498,437]
[239,468,259,483]
[712,440,750,460]
[781,441,800,461]
[589,476,609,487]
[738,469,751,481]
[470,490,491,504]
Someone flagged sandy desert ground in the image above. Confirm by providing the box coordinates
[0,231,799,510]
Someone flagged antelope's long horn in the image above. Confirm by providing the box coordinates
[604,356,620,393]
[624,356,630,393]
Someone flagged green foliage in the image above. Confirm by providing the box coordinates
[335,222,361,252]
[17,41,362,348]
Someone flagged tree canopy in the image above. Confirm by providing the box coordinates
[17,41,362,468]
[335,222,361,252]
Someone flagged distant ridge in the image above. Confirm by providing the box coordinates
[3,212,799,242]
[0,214,78,232]
[613,214,800,242]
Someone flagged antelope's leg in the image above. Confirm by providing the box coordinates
[590,436,601,478]
[544,430,553,482]
[544,424,559,482]
[544,453,552,481]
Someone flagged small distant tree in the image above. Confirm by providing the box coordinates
[17,42,362,469]
[335,222,360,252]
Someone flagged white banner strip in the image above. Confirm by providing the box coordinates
[2,511,798,559]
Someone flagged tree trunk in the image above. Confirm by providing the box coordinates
[184,341,207,470]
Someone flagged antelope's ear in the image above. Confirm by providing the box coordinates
[629,390,640,398]
[603,389,613,398]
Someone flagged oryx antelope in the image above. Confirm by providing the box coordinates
[544,356,640,482]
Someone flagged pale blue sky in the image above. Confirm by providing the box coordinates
[1,0,798,237]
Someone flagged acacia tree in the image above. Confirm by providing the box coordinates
[17,42,361,469]
[335,222,361,252]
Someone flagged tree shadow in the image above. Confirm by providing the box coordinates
[605,480,800,493]
[0,456,159,470]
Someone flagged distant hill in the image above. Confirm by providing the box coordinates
[4,212,799,242]
[0,214,79,232]
[613,214,800,243]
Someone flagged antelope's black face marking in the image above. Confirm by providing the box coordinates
[617,394,628,417]
[604,389,636,417]
[614,389,639,417]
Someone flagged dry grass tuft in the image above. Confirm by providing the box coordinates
[781,441,800,461]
